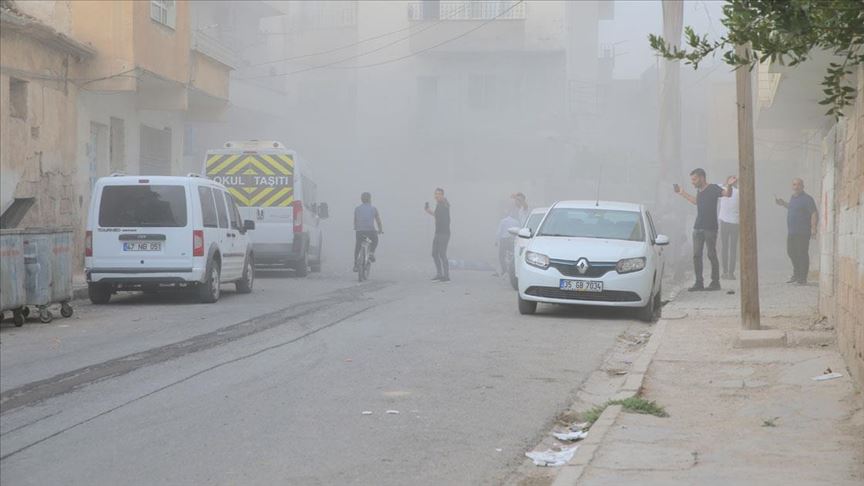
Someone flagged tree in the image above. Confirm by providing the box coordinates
[649,0,864,118]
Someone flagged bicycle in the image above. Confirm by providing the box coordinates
[357,235,373,282]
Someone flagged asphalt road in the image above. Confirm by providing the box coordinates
[0,264,638,485]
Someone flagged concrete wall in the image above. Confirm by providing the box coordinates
[190,51,229,100]
[0,27,82,248]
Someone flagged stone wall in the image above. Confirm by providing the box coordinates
[825,64,864,389]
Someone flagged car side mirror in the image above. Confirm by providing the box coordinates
[507,226,521,236]
[654,234,670,246]
[243,220,256,231]
[517,228,532,239]
[317,202,329,219]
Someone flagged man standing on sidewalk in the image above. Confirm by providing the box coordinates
[775,178,818,284]
[718,176,739,280]
[425,188,451,282]
[674,169,735,291]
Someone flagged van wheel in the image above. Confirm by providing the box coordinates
[199,260,221,303]
[89,283,112,305]
[293,252,308,277]
[236,255,254,294]
[518,295,537,315]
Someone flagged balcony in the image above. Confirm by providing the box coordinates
[406,1,527,54]
[407,1,527,21]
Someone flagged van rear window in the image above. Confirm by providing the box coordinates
[99,185,187,227]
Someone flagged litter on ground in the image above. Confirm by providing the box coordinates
[385,410,400,414]
[553,430,588,441]
[361,411,373,415]
[525,446,578,467]
[812,372,843,381]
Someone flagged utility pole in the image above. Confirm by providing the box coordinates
[735,44,761,330]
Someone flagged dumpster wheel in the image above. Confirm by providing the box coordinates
[39,307,53,323]
[12,309,25,327]
[60,302,73,318]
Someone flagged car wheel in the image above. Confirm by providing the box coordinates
[654,286,662,319]
[637,288,656,323]
[236,254,254,294]
[518,295,537,315]
[198,259,221,303]
[509,272,518,291]
[88,283,112,305]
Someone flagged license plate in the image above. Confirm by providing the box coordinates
[559,279,603,292]
[123,242,162,252]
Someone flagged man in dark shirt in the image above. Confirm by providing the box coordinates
[425,187,451,282]
[674,168,735,291]
[775,178,818,284]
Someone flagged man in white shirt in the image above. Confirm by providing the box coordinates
[718,176,739,280]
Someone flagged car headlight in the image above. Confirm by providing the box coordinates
[616,257,646,274]
[525,251,550,269]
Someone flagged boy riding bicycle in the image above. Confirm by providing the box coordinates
[354,192,383,272]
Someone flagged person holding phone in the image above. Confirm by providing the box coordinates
[425,188,451,282]
[674,169,735,291]
[774,178,818,284]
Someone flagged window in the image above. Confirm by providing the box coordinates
[213,190,229,229]
[198,186,218,228]
[525,213,545,234]
[150,0,176,29]
[99,185,187,228]
[537,208,645,242]
[228,195,242,230]
[10,78,27,120]
[645,211,658,241]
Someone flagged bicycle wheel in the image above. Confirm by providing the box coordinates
[358,246,367,282]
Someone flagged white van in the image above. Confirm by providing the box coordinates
[85,175,256,304]
[204,141,327,276]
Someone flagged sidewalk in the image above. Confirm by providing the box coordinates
[575,276,864,485]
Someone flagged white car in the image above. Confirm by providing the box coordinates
[507,207,549,290]
[85,175,256,304]
[516,201,668,321]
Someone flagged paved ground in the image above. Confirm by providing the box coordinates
[0,263,646,485]
[577,276,864,486]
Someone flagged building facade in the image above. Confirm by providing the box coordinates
[1,0,232,270]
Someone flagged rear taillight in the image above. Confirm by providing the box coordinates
[85,231,93,257]
[193,230,204,257]
[293,200,303,233]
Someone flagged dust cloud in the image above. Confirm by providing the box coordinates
[187,1,796,278]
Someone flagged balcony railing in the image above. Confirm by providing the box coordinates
[408,1,527,21]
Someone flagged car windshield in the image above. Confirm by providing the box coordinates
[537,208,644,241]
[99,185,188,227]
[525,213,545,233]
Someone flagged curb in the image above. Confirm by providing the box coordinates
[551,317,670,485]
[551,405,623,486]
